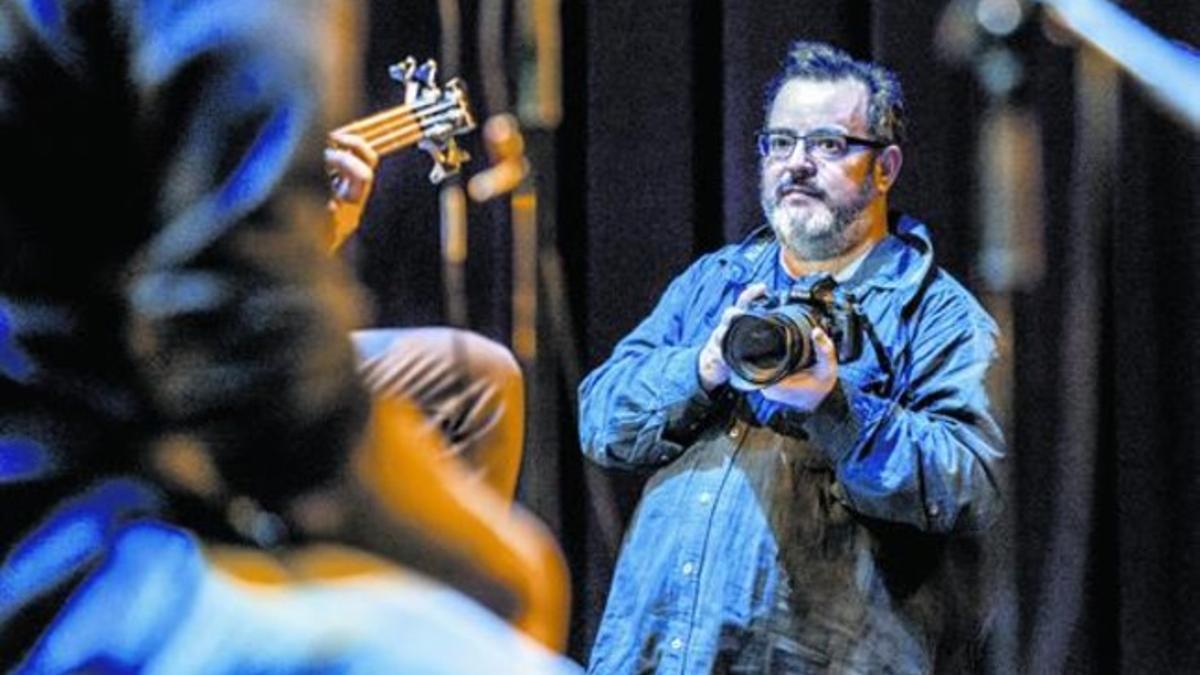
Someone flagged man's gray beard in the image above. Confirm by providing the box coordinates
[765,179,875,261]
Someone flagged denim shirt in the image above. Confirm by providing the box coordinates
[579,216,1005,674]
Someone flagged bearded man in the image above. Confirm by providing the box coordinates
[579,41,1006,674]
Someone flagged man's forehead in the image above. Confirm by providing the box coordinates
[767,77,870,132]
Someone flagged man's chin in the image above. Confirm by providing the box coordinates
[774,210,833,239]
[771,217,841,260]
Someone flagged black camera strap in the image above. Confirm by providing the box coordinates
[851,299,897,396]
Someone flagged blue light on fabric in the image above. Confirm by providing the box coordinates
[0,479,160,623]
[0,437,53,483]
[28,0,62,34]
[0,304,35,382]
[217,100,302,213]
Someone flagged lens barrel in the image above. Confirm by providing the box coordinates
[722,308,818,388]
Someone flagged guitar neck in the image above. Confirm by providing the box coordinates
[332,98,467,157]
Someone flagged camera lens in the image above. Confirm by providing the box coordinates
[722,311,816,388]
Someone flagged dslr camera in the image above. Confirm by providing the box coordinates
[720,279,864,390]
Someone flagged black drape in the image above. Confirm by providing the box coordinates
[359,1,1200,670]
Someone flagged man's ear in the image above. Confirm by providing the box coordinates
[874,145,903,193]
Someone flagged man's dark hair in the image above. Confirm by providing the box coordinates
[764,41,907,145]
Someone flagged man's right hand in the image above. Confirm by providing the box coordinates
[697,282,768,392]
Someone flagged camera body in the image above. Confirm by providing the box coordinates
[720,280,863,390]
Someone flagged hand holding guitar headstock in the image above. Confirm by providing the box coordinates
[324,57,477,251]
[331,57,477,184]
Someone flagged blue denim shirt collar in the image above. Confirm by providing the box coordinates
[713,213,936,306]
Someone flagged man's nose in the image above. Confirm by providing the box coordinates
[780,149,817,179]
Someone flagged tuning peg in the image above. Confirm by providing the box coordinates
[429,163,451,185]
[443,79,477,131]
[420,139,471,184]
[387,56,417,83]
[444,142,470,168]
[414,59,439,91]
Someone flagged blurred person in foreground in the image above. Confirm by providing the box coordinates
[580,41,1005,674]
[0,0,574,671]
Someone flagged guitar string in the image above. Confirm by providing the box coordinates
[358,102,458,146]
[333,99,458,142]
[333,96,440,134]
[368,109,467,155]
[332,102,465,158]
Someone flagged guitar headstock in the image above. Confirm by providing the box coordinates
[389,57,476,183]
[333,57,477,184]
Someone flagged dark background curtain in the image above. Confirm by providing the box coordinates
[355,1,1200,670]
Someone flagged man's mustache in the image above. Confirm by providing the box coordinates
[775,173,825,202]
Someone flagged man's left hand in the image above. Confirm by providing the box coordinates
[325,131,379,253]
[760,328,839,412]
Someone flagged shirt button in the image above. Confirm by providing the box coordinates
[681,562,695,576]
[670,637,684,651]
[698,492,712,505]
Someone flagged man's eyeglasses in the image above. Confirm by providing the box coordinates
[756,129,890,161]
